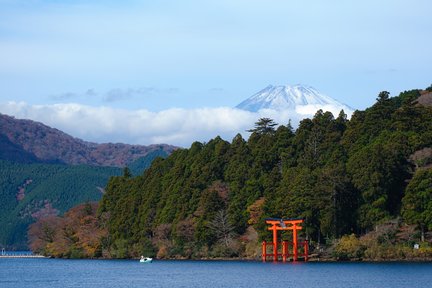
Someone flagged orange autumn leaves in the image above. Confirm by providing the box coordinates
[28,202,106,258]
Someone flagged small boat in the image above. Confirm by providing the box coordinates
[140,256,153,263]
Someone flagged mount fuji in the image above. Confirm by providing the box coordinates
[236,84,353,118]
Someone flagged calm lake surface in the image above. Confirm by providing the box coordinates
[1,258,432,288]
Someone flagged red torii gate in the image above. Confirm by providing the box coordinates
[262,218,308,262]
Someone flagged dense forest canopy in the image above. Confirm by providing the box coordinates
[0,161,121,249]
[0,150,168,250]
[30,87,432,259]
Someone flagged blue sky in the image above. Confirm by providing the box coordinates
[0,0,431,146]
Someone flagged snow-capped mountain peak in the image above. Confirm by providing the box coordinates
[236,84,349,112]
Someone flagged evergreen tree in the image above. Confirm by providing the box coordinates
[248,118,278,134]
[402,168,432,242]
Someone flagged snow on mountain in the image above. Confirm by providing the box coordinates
[236,84,353,118]
[236,84,350,112]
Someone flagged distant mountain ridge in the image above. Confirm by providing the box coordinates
[0,113,177,166]
[236,84,352,113]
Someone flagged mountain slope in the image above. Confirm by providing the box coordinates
[0,151,168,250]
[236,84,352,113]
[128,149,169,176]
[0,134,41,164]
[0,160,122,249]
[0,113,177,166]
[0,113,176,249]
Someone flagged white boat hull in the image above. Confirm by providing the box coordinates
[140,257,153,263]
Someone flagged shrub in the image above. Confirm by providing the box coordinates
[334,234,365,260]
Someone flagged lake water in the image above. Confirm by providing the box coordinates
[1,258,432,288]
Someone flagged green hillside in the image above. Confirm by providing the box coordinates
[0,161,122,249]
[128,149,169,176]
[94,88,432,259]
[0,149,169,249]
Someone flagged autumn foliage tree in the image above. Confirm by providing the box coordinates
[28,202,106,258]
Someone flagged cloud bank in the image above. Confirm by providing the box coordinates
[0,102,351,147]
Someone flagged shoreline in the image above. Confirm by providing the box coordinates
[0,255,46,258]
[17,255,432,262]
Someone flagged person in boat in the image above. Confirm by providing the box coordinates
[140,255,144,260]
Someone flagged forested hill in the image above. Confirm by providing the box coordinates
[0,149,168,250]
[86,87,432,259]
[0,112,175,249]
[0,113,176,166]
[0,160,122,249]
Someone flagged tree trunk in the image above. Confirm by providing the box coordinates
[421,224,425,242]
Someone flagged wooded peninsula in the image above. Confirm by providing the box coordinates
[29,87,432,261]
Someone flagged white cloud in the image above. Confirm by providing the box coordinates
[0,101,351,147]
[296,104,353,117]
